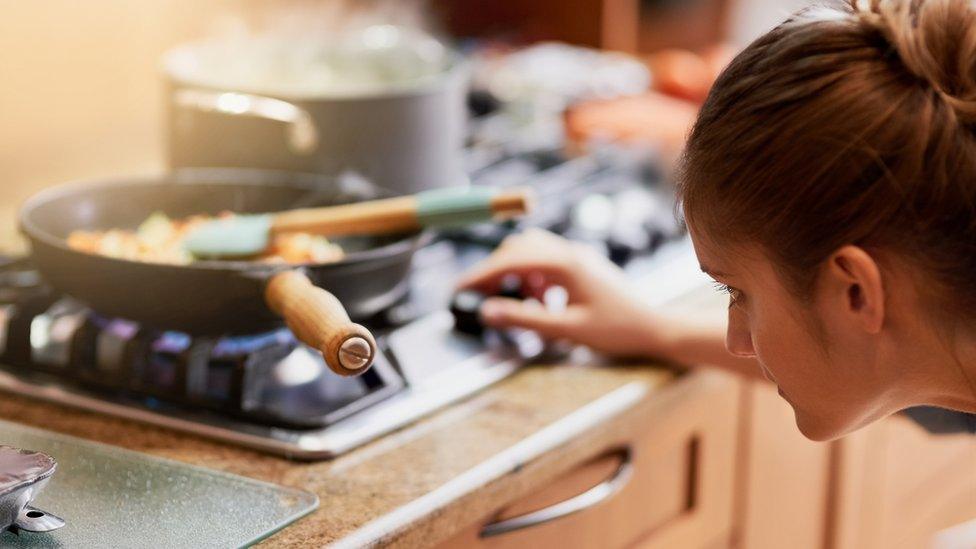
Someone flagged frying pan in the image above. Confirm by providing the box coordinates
[19,168,428,377]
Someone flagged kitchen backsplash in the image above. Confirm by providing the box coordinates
[0,1,292,252]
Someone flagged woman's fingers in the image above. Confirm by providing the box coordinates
[456,258,570,292]
[480,297,581,339]
[457,231,577,288]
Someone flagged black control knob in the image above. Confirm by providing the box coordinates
[451,275,525,337]
[468,89,502,118]
[450,290,487,336]
[606,238,635,266]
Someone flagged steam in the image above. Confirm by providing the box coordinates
[171,0,450,95]
[210,0,438,42]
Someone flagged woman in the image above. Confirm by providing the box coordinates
[458,0,976,441]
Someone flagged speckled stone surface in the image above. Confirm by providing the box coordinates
[0,362,677,547]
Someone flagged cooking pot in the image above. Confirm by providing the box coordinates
[162,33,469,194]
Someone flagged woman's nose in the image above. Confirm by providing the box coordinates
[725,307,756,357]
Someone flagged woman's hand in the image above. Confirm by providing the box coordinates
[456,229,669,358]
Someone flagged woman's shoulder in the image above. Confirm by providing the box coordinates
[903,406,976,435]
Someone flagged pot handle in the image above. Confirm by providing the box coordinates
[264,271,376,376]
[173,89,319,155]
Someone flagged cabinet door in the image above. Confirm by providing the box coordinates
[831,416,976,549]
[733,382,832,549]
[438,371,740,549]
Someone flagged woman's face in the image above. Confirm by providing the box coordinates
[689,226,893,441]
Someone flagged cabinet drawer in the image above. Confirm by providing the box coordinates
[438,371,739,549]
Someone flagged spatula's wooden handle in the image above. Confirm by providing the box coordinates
[490,189,534,218]
[265,271,376,376]
[270,187,534,237]
[273,196,420,237]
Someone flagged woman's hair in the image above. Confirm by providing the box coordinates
[678,0,976,315]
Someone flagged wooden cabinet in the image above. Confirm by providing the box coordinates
[432,366,973,548]
[829,416,976,549]
[732,382,832,549]
[437,370,741,549]
[733,381,976,549]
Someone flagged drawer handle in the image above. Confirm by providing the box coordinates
[480,447,634,538]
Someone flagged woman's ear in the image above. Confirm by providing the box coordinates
[821,246,885,334]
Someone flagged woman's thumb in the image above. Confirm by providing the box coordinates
[479,297,575,338]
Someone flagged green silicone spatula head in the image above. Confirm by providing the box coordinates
[184,214,273,258]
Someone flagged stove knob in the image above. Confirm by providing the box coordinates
[451,275,526,336]
[606,238,634,265]
[450,290,486,336]
[468,89,502,118]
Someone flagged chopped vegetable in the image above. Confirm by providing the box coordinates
[67,211,345,265]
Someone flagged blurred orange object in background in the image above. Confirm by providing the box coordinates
[646,44,737,103]
[565,92,699,161]
[565,44,737,161]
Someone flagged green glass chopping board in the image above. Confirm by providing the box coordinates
[0,419,317,548]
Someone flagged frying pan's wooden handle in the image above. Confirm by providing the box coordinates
[265,271,376,376]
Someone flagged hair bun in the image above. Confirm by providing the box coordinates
[854,0,976,123]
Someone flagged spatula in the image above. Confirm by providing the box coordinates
[184,186,533,258]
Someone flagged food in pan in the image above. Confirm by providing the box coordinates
[67,211,345,265]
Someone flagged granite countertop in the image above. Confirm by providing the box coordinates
[0,360,688,547]
[0,250,720,547]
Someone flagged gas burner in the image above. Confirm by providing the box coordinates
[3,294,405,431]
[0,249,527,457]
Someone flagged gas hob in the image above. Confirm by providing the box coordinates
[0,142,689,459]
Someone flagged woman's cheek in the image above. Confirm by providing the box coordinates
[752,306,810,392]
[742,302,782,372]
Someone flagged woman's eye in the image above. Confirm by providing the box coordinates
[712,282,743,307]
